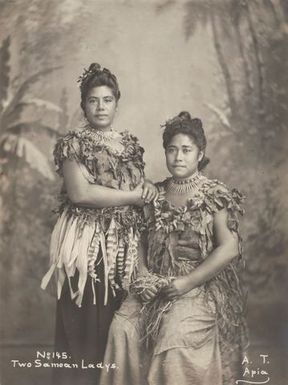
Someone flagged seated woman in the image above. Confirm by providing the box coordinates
[100,111,248,385]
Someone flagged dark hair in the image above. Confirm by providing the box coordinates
[162,111,210,170]
[78,63,121,112]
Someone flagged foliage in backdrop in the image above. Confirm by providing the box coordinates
[0,0,287,346]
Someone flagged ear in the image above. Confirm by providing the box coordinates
[198,151,204,163]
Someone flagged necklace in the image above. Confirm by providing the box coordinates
[84,125,124,154]
[167,171,203,194]
[87,126,119,140]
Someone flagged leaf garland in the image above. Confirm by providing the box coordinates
[149,177,245,237]
[53,129,145,184]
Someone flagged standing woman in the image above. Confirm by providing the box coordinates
[100,111,248,385]
[41,63,156,385]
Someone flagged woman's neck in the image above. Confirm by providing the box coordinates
[168,171,201,194]
[164,171,204,208]
[171,170,199,183]
[86,123,113,133]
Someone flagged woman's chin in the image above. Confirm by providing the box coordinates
[87,119,113,131]
[171,172,188,179]
[168,167,185,178]
[168,166,199,180]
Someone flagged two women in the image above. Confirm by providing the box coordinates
[100,112,247,385]
[42,62,247,385]
[41,63,157,385]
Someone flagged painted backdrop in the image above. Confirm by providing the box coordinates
[0,1,287,384]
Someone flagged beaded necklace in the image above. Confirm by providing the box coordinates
[84,125,124,154]
[166,171,203,194]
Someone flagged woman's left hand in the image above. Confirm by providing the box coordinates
[139,285,158,303]
[162,276,193,300]
[142,179,158,203]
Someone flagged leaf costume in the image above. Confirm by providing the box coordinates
[41,126,145,306]
[100,174,248,385]
[41,126,145,385]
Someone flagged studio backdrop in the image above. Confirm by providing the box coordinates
[0,1,287,384]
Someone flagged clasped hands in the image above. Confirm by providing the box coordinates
[141,237,198,302]
[140,275,194,302]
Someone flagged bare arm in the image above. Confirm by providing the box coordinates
[134,232,159,301]
[137,233,150,276]
[63,159,143,208]
[164,208,239,299]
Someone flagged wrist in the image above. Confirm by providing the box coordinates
[184,274,196,291]
[132,189,144,206]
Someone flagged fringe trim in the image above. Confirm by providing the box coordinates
[41,211,140,307]
[130,274,173,347]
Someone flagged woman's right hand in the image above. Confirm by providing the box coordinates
[142,179,158,203]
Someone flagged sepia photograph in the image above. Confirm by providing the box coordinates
[0,1,287,384]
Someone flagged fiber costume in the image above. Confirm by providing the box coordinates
[41,126,145,385]
[100,174,247,385]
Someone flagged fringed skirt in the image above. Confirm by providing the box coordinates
[52,256,123,385]
[41,206,141,385]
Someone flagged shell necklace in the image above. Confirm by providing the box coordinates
[85,125,124,154]
[88,126,120,141]
[167,171,202,194]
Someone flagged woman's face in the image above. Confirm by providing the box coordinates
[84,86,117,131]
[165,134,203,179]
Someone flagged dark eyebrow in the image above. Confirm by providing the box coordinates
[87,95,114,100]
[167,145,193,149]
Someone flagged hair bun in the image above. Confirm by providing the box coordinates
[88,63,102,72]
[178,111,192,121]
[191,118,203,130]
